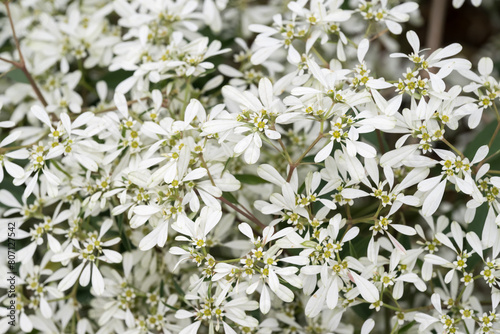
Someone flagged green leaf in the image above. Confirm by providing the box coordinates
[349,241,358,258]
[159,279,165,298]
[5,68,28,84]
[302,155,315,163]
[118,214,133,252]
[398,320,416,333]
[234,174,267,185]
[222,192,238,204]
[351,303,373,322]
[101,69,133,89]
[172,278,186,297]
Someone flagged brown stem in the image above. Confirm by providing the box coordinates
[489,120,500,148]
[217,196,266,229]
[286,133,324,182]
[0,56,19,66]
[441,137,464,159]
[277,138,292,164]
[369,28,389,42]
[20,65,48,107]
[199,153,215,186]
[296,133,324,164]
[4,1,25,65]
[286,165,295,183]
[3,1,48,107]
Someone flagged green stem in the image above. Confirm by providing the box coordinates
[441,137,464,158]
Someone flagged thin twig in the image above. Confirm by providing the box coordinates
[3,1,48,107]
[489,120,500,148]
[287,133,324,182]
[217,195,266,229]
[441,137,464,158]
[0,56,18,66]
[369,28,389,42]
[20,66,48,107]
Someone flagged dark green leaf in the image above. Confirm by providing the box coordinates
[222,192,238,204]
[234,174,267,185]
[5,68,28,84]
[349,241,358,258]
[398,320,416,333]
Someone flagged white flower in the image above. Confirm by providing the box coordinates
[52,219,122,295]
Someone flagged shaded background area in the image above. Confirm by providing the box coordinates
[414,0,500,63]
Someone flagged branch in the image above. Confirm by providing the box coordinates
[369,28,389,42]
[3,1,48,107]
[0,56,19,66]
[217,196,266,229]
[287,133,324,182]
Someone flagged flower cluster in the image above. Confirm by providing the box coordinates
[1,0,500,333]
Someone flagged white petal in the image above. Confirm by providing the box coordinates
[79,263,91,287]
[422,179,447,216]
[478,57,493,76]
[380,145,418,167]
[258,77,274,108]
[238,223,254,240]
[185,99,203,124]
[305,285,326,317]
[0,131,21,147]
[466,232,483,259]
[134,205,160,216]
[113,92,128,118]
[258,164,286,186]
[472,145,489,164]
[260,284,271,314]
[326,279,339,309]
[91,263,105,295]
[431,293,442,313]
[406,30,420,54]
[31,105,52,127]
[391,224,416,236]
[23,172,39,199]
[351,271,379,303]
[234,134,253,154]
[58,262,85,292]
[386,20,402,35]
[20,312,33,332]
[361,319,375,334]
[184,168,207,181]
[314,141,333,163]
[424,254,450,265]
[179,321,201,334]
[357,39,369,63]
[40,297,53,318]
[102,249,123,263]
